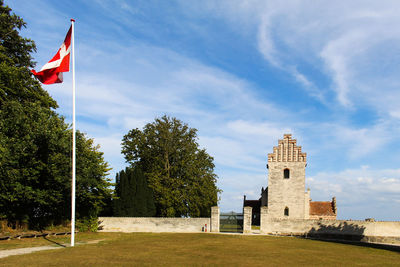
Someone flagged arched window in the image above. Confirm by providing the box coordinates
[284,207,289,216]
[284,168,290,179]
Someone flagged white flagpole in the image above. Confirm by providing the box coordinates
[70,18,76,247]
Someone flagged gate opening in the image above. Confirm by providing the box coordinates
[220,212,243,233]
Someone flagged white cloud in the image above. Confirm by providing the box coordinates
[308,166,400,219]
[330,123,392,159]
[319,32,356,107]
[226,120,290,140]
[258,14,280,67]
[289,66,326,103]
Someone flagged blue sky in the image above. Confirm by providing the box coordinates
[8,0,400,220]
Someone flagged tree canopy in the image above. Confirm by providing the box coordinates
[122,115,220,217]
[0,1,112,229]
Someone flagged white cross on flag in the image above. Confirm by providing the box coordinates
[31,26,72,84]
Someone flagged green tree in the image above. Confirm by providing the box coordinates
[122,115,220,217]
[113,166,156,217]
[113,171,123,216]
[0,1,112,229]
[0,0,56,109]
[136,166,156,217]
[0,100,112,227]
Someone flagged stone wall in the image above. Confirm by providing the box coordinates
[304,189,310,219]
[309,215,336,220]
[260,217,400,244]
[98,217,210,233]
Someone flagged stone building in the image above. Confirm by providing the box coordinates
[243,134,337,221]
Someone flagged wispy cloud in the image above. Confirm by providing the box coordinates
[203,0,400,114]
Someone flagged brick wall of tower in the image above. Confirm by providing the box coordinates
[267,134,307,219]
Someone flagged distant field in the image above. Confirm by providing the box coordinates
[1,232,399,266]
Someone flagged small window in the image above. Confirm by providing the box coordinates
[284,207,289,216]
[284,169,290,179]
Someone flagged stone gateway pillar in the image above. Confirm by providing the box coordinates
[211,206,220,232]
[260,206,269,234]
[243,206,252,233]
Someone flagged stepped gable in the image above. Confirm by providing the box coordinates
[310,201,336,216]
[267,134,306,163]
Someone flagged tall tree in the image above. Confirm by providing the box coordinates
[135,166,156,217]
[113,166,156,217]
[122,115,220,217]
[0,1,112,229]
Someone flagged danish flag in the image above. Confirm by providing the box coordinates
[31,26,72,84]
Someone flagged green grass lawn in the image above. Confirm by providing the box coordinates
[1,233,399,266]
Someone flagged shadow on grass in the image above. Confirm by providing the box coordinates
[308,221,366,241]
[302,222,400,253]
[43,236,66,247]
[301,236,400,253]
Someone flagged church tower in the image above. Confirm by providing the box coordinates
[267,134,309,219]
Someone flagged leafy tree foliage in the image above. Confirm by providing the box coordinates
[0,1,112,229]
[113,166,156,217]
[0,0,56,109]
[122,115,220,217]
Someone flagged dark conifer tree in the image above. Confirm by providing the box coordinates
[113,166,156,217]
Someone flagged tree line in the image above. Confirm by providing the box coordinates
[0,1,220,230]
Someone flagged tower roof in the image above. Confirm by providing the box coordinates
[268,134,306,162]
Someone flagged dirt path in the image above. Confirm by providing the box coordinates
[0,245,62,258]
[0,239,104,259]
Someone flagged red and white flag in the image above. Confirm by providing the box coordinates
[31,26,72,84]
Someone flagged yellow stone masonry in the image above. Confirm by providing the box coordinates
[268,134,307,163]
